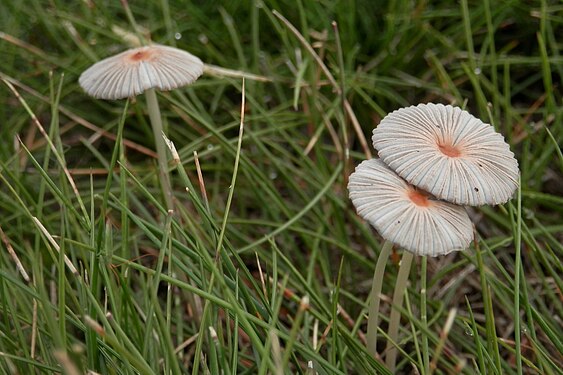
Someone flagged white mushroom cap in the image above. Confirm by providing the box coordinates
[348,158,473,257]
[372,103,519,206]
[79,44,203,100]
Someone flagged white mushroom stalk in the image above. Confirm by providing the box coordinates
[372,103,519,206]
[79,44,204,210]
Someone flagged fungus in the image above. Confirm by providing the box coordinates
[348,158,473,257]
[79,44,203,208]
[372,103,519,206]
[79,44,203,100]
[352,103,520,372]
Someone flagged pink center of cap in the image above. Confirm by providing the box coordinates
[129,50,153,62]
[408,190,431,207]
[438,143,462,157]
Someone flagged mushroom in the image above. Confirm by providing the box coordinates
[348,158,473,256]
[348,158,473,368]
[79,44,204,209]
[79,44,203,100]
[372,103,519,206]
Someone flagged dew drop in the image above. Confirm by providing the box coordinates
[207,144,214,150]
[269,171,278,180]
[464,328,474,337]
[174,32,182,40]
[474,67,482,75]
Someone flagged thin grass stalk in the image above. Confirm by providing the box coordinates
[258,273,288,375]
[421,256,430,375]
[474,236,502,374]
[366,240,393,357]
[429,308,457,372]
[385,251,414,372]
[142,210,174,359]
[119,118,129,260]
[513,178,523,374]
[230,274,241,374]
[57,220,67,351]
[331,258,345,366]
[331,21,350,175]
[466,297,486,373]
[404,290,423,373]
[193,79,247,374]
[83,315,155,375]
[90,100,128,370]
[483,0,499,124]
[120,0,146,46]
[281,296,310,368]
[150,282,182,375]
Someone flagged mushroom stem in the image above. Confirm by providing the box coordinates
[366,240,393,357]
[145,88,173,210]
[385,251,414,372]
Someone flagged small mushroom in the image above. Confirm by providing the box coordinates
[79,44,203,209]
[372,103,519,206]
[79,44,203,100]
[348,158,473,256]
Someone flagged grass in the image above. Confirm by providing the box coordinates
[0,0,562,374]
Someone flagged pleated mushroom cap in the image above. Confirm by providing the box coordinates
[372,103,519,206]
[79,44,203,100]
[348,159,473,257]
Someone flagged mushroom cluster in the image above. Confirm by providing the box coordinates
[349,102,520,256]
[348,103,519,369]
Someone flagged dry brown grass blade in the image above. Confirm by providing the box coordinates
[3,78,91,224]
[0,31,51,61]
[0,72,157,158]
[0,225,30,283]
[272,10,372,160]
[203,64,272,82]
[31,216,79,276]
[193,151,210,209]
